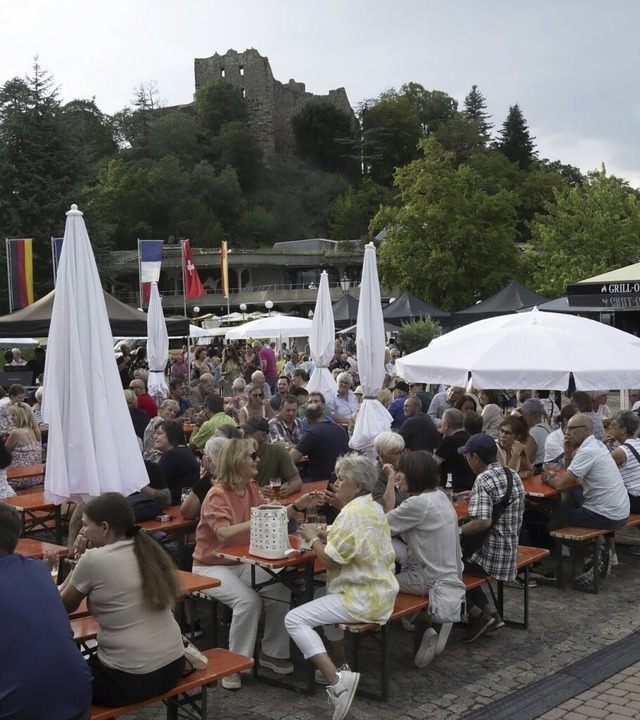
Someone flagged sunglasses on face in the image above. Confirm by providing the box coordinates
[252,393,263,398]
[248,451,258,460]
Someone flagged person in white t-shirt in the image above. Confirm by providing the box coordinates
[60,493,186,707]
[543,404,579,468]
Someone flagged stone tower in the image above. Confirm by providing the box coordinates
[194,48,356,155]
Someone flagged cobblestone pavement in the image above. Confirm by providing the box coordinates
[538,660,640,720]
[114,527,640,719]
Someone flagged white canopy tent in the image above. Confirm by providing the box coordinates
[225,314,313,343]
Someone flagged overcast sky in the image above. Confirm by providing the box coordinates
[2,0,638,186]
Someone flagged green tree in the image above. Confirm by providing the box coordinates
[495,104,536,170]
[291,100,355,174]
[529,166,640,297]
[0,61,87,297]
[147,112,203,165]
[328,179,393,240]
[372,138,520,311]
[463,84,493,140]
[194,80,247,137]
[361,93,422,185]
[399,316,442,353]
[62,98,117,166]
[210,121,263,190]
[400,83,458,135]
[433,112,487,166]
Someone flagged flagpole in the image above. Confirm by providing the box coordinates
[5,238,12,314]
[137,238,142,306]
[181,239,188,321]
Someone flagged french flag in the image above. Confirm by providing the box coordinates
[139,239,164,302]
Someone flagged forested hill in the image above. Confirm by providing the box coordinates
[1,61,638,313]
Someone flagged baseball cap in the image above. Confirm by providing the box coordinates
[458,433,496,461]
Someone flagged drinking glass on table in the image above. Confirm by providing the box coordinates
[315,514,327,533]
[43,551,59,584]
[269,477,282,500]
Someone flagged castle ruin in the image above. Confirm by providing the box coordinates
[194,48,356,155]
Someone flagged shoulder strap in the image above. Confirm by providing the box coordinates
[623,441,640,465]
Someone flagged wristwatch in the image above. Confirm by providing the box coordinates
[309,536,321,547]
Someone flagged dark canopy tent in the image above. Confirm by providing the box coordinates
[383,291,450,325]
[0,289,190,338]
[453,282,549,325]
[332,293,359,327]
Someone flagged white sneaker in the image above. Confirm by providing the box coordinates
[221,673,241,690]
[315,663,351,685]
[326,669,360,720]
[435,622,453,656]
[414,627,438,669]
[610,551,619,566]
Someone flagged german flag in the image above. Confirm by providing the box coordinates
[6,238,34,311]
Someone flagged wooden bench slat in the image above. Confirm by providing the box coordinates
[90,648,254,720]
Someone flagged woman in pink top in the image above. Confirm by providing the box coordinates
[192,437,316,691]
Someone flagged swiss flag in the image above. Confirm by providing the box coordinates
[182,239,206,300]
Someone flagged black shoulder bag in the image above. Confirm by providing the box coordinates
[461,468,514,557]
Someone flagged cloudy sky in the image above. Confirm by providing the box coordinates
[2,0,638,186]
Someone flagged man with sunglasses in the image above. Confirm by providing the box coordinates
[544,413,629,584]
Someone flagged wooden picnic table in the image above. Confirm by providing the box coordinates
[16,538,68,559]
[139,506,198,570]
[1,490,63,544]
[8,463,45,481]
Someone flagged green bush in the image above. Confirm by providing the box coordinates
[399,316,442,354]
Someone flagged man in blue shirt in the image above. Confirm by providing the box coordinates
[0,504,92,720]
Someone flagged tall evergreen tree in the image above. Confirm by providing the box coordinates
[0,60,86,302]
[496,104,536,170]
[463,84,493,140]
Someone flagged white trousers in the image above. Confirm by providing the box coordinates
[285,590,355,660]
[192,563,291,660]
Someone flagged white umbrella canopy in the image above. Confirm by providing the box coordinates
[306,271,337,405]
[147,282,169,400]
[42,205,147,505]
[350,243,392,452]
[225,314,313,342]
[395,307,640,391]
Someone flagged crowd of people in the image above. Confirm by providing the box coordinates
[3,335,640,720]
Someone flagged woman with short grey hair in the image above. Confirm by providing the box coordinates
[285,453,398,718]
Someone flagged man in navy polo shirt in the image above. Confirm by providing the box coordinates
[290,405,350,482]
[0,504,92,720]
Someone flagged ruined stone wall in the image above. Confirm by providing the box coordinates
[194,48,356,155]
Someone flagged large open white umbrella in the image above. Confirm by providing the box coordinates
[395,306,640,390]
[350,243,392,452]
[225,314,313,342]
[42,205,147,504]
[147,282,169,401]
[306,271,337,405]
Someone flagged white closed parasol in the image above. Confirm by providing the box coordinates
[350,242,392,452]
[306,271,337,406]
[42,205,147,504]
